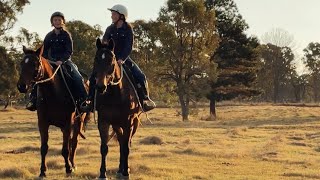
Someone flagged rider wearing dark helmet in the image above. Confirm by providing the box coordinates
[26,11,88,111]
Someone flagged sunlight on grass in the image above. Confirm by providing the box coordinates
[1,105,320,179]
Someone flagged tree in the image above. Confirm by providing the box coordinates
[0,46,19,108]
[258,44,295,102]
[0,0,30,107]
[131,20,178,104]
[261,28,295,49]
[206,0,260,120]
[289,72,309,102]
[15,27,42,48]
[66,20,103,74]
[0,0,30,40]
[303,42,320,102]
[151,0,218,121]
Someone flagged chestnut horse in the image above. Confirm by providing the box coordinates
[17,46,87,178]
[93,38,140,179]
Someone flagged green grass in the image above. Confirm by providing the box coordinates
[0,105,320,179]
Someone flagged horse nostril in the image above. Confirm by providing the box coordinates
[96,84,106,93]
[17,84,27,93]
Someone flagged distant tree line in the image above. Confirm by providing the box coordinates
[1,0,320,121]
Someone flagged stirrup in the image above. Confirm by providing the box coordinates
[26,101,37,111]
[143,100,156,112]
[80,101,93,112]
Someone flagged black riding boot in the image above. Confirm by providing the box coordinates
[26,85,37,111]
[137,82,156,112]
[80,82,95,113]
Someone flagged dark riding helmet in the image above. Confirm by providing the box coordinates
[50,11,65,24]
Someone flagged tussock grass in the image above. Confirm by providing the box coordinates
[19,145,39,152]
[76,146,96,156]
[142,152,170,158]
[47,159,64,169]
[226,126,248,137]
[0,167,32,179]
[78,172,97,179]
[139,136,163,145]
[283,172,320,179]
[0,107,16,112]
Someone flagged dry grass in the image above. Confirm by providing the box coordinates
[1,104,320,179]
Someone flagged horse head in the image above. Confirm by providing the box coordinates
[94,38,116,94]
[17,45,44,93]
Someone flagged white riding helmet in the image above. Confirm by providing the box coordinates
[108,4,128,20]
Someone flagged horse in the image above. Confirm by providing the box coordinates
[17,45,87,178]
[93,38,141,179]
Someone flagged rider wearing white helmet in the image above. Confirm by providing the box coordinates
[82,4,156,112]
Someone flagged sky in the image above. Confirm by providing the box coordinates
[10,0,320,72]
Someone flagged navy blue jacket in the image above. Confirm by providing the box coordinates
[102,23,133,61]
[43,28,73,62]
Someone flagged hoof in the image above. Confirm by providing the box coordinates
[39,173,46,179]
[116,173,130,179]
[99,173,107,180]
[72,166,77,171]
[66,168,75,177]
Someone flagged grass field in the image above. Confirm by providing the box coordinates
[0,105,320,179]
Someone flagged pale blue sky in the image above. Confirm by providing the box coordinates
[10,0,320,57]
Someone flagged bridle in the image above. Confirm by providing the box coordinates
[96,48,123,86]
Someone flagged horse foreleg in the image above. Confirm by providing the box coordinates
[39,125,49,178]
[117,125,132,178]
[62,128,73,175]
[98,121,109,179]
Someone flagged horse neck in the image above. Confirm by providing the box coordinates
[39,58,64,93]
[114,61,121,81]
[41,58,55,80]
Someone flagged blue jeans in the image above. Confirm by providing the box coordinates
[124,57,146,85]
[64,60,88,101]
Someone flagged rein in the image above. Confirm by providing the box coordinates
[34,64,61,85]
[109,63,124,86]
[33,61,80,116]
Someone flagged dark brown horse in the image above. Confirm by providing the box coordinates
[93,38,140,179]
[17,45,87,178]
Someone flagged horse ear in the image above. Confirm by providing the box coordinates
[96,38,102,49]
[108,39,115,51]
[22,45,27,54]
[35,45,44,56]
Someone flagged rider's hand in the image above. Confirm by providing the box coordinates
[117,59,124,65]
[56,61,63,65]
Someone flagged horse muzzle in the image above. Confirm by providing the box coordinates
[17,83,28,93]
[96,84,107,94]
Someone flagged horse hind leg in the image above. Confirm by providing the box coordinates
[62,128,73,175]
[69,116,82,170]
[98,121,110,179]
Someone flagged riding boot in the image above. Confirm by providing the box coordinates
[26,85,37,111]
[137,82,156,112]
[80,83,95,113]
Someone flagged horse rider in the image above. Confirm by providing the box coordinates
[81,4,156,112]
[26,11,88,111]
